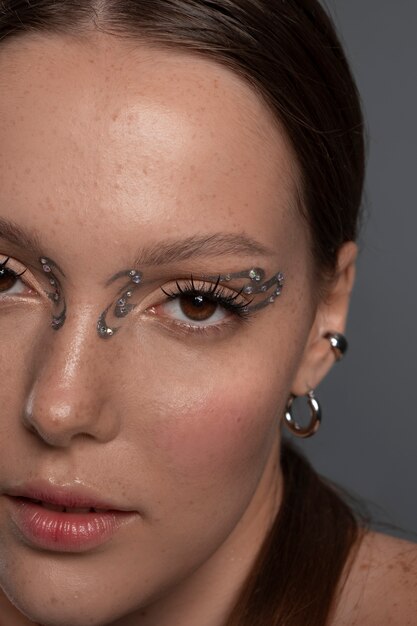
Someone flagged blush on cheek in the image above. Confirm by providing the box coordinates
[153,384,278,487]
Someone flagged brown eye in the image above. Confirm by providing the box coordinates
[179,294,218,321]
[0,267,18,293]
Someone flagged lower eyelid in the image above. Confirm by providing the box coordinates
[147,311,238,339]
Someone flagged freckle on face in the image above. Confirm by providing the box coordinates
[0,33,314,626]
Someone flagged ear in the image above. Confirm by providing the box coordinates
[291,241,357,396]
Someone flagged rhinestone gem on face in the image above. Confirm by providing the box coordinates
[99,325,113,337]
[206,267,285,313]
[39,256,66,331]
[97,311,116,338]
[97,268,143,339]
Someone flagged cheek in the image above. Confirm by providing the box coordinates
[154,384,277,482]
[117,320,304,508]
[0,308,44,419]
[126,336,292,503]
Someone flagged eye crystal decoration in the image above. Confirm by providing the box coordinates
[96,265,284,340]
[39,257,67,330]
[97,269,143,339]
[206,267,285,312]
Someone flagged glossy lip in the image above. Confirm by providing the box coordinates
[4,482,140,553]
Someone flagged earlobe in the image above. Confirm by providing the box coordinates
[290,241,357,395]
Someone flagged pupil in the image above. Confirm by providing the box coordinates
[0,268,17,292]
[180,294,217,321]
[193,295,204,307]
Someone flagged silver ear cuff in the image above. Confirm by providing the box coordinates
[324,331,348,361]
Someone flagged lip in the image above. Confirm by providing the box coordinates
[4,482,139,553]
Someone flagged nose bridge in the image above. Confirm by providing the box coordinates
[24,305,118,446]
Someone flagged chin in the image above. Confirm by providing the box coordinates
[1,579,133,626]
[9,600,124,626]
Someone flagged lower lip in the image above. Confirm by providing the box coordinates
[7,497,137,553]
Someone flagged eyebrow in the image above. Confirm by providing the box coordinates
[131,233,274,267]
[0,216,43,255]
[0,217,66,276]
[0,216,273,274]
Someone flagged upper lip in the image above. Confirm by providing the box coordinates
[4,481,135,512]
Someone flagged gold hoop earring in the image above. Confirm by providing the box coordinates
[284,390,322,438]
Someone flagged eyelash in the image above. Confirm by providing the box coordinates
[159,276,253,329]
[0,255,56,305]
[0,257,28,293]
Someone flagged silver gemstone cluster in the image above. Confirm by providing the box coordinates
[97,269,143,339]
[209,267,285,312]
[39,257,67,330]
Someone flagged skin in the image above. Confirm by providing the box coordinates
[0,31,414,626]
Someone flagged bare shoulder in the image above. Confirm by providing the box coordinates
[334,531,417,626]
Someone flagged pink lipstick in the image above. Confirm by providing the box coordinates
[5,485,139,552]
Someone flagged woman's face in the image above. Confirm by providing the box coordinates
[0,34,318,625]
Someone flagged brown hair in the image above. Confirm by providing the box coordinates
[0,1,365,624]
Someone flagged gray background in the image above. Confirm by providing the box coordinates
[300,1,417,539]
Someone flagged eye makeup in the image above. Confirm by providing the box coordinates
[97,269,143,338]
[97,266,284,339]
[204,267,284,313]
[3,254,284,337]
[39,257,66,330]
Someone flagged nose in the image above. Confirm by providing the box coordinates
[22,307,120,447]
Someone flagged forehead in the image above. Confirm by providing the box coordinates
[0,33,305,266]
